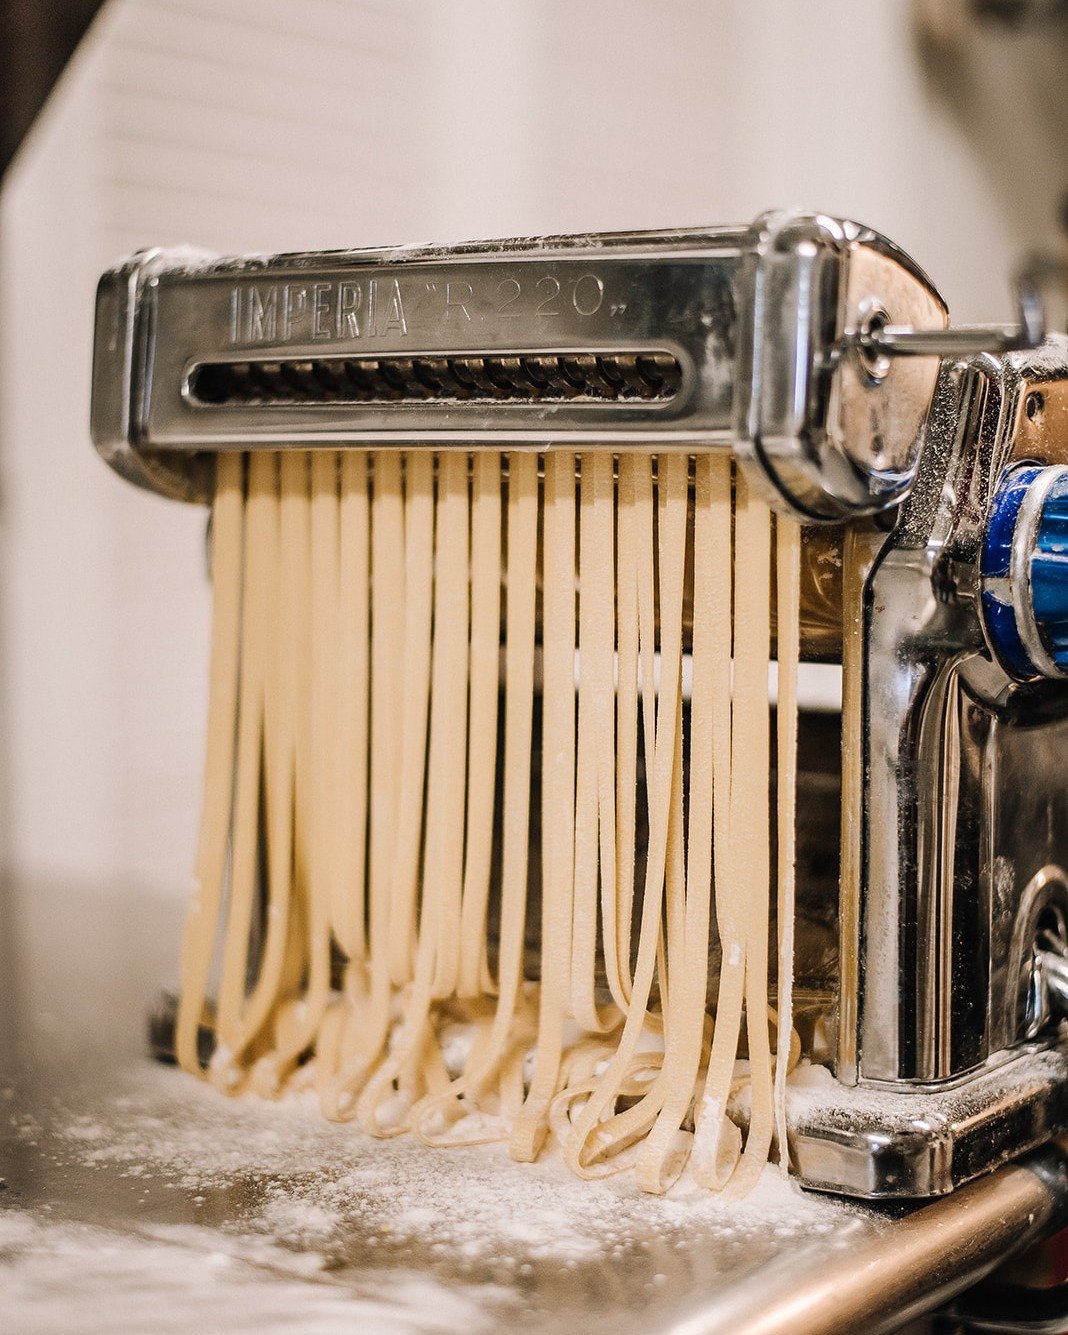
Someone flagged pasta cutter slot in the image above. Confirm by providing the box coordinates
[186,351,684,407]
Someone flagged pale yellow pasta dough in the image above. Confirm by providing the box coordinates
[177,450,802,1194]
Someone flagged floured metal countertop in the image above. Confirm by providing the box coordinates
[0,880,1046,1334]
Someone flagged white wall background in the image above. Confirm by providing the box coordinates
[1,0,1065,902]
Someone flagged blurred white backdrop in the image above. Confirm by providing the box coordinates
[0,0,1063,903]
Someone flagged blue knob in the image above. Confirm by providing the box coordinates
[981,464,1068,680]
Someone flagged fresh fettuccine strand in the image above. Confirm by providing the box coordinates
[176,452,245,1076]
[208,453,275,1090]
[335,450,404,1100]
[334,451,370,964]
[725,480,774,1198]
[428,453,471,998]
[457,451,502,999]
[774,514,801,1173]
[387,453,435,988]
[571,453,621,1031]
[511,451,576,1161]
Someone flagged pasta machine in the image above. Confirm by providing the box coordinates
[90,208,1068,1200]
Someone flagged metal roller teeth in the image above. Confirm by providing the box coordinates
[188,351,683,407]
[341,359,377,398]
[412,358,449,395]
[278,361,319,400]
[594,355,628,393]
[310,359,343,398]
[385,359,432,399]
[519,356,553,394]
[637,353,681,396]
[482,357,523,395]
[604,355,649,397]
[249,361,283,397]
[462,359,512,397]
[556,354,594,392]
[446,359,479,398]
[375,359,415,397]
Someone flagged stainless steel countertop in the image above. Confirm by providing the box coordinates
[2,879,1064,1335]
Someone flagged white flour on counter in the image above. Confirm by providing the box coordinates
[46,1064,855,1263]
[6,1061,877,1334]
[0,1210,500,1335]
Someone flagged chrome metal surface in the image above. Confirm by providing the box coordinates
[863,252,1049,359]
[1040,947,1068,1027]
[788,1047,1068,1198]
[670,1144,1068,1335]
[1018,869,1068,1039]
[731,211,946,519]
[851,336,1068,1090]
[90,210,947,520]
[90,249,214,502]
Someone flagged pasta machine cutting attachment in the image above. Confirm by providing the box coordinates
[91,208,1068,1198]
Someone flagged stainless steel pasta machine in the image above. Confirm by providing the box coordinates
[90,208,1068,1200]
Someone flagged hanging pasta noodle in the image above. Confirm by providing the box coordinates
[177,448,803,1195]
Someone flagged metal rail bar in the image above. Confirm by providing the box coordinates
[661,1143,1068,1335]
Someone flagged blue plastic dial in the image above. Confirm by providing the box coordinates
[1031,471,1068,673]
[981,464,1068,680]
